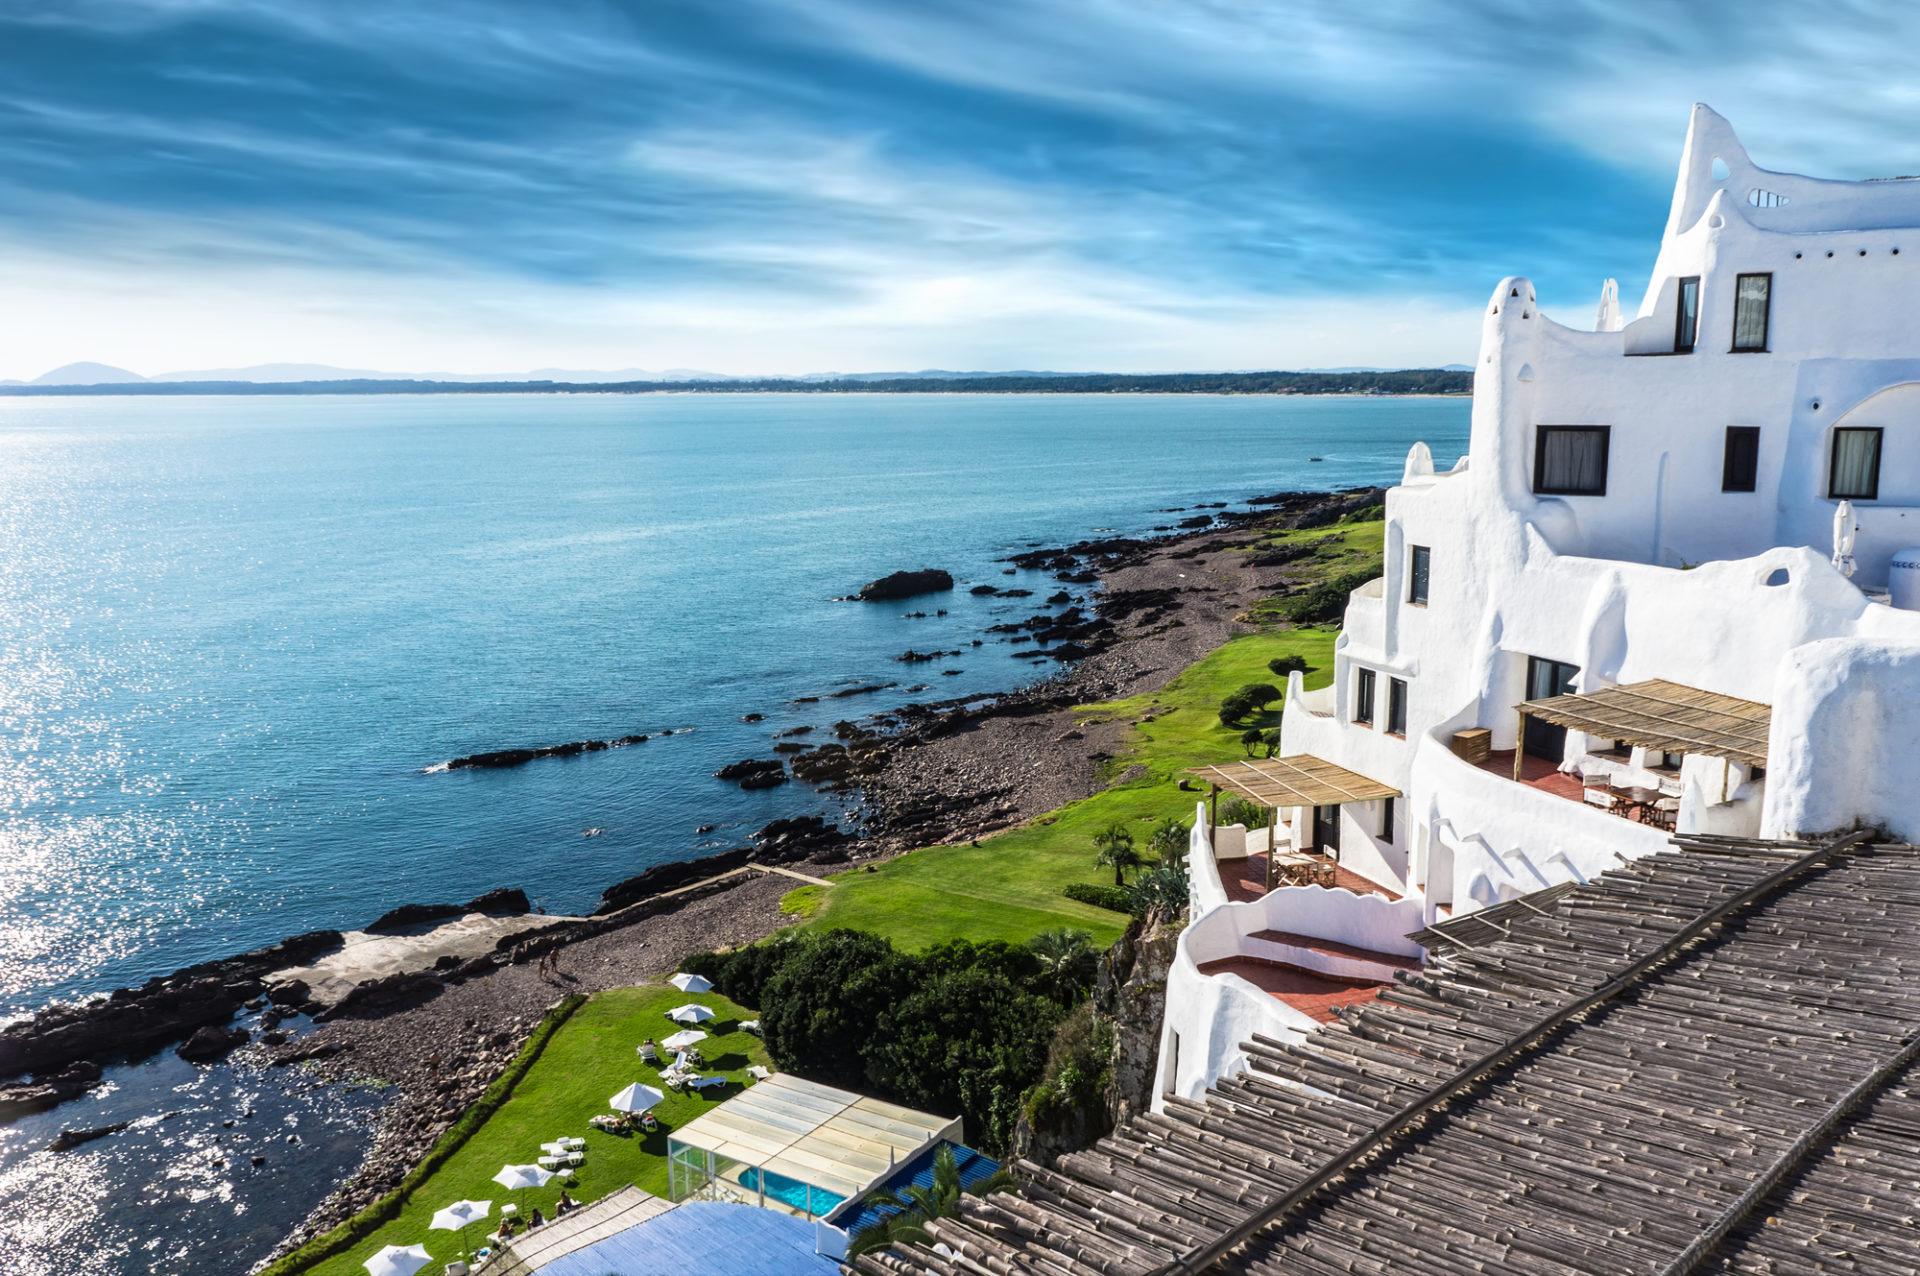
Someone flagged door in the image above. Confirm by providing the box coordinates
[1313,805,1342,859]
[1523,657,1580,761]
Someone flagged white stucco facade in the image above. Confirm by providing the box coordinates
[1156,106,1920,1107]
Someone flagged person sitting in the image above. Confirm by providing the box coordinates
[555,1189,577,1215]
[528,1208,546,1229]
[640,1038,659,1064]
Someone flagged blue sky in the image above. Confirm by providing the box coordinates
[6,1,1920,378]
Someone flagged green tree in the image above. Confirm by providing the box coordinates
[1268,654,1309,677]
[1260,728,1282,758]
[1092,823,1144,886]
[1234,682,1283,712]
[759,929,913,1088]
[1147,818,1189,863]
[847,1145,1018,1259]
[1026,928,1099,1005]
[1240,727,1263,755]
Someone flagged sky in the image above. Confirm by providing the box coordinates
[7,1,1920,379]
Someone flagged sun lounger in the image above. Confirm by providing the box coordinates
[747,1065,772,1080]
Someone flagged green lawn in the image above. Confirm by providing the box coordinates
[791,626,1339,950]
[310,985,770,1276]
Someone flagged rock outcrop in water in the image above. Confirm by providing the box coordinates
[439,733,650,772]
[365,888,532,934]
[715,758,787,789]
[0,930,343,1082]
[856,568,953,601]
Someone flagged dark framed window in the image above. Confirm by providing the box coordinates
[1386,677,1408,736]
[1731,272,1772,351]
[1354,667,1376,726]
[1723,426,1760,492]
[1408,545,1431,605]
[1523,656,1580,760]
[1830,427,1883,500]
[1674,276,1700,352]
[1533,426,1610,496]
[1380,796,1395,845]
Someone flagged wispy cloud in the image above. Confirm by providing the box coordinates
[5,0,1920,377]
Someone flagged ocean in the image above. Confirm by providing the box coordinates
[0,391,1466,1274]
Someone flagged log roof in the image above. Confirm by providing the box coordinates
[852,831,1920,1276]
[1517,677,1771,766]
[1189,755,1400,808]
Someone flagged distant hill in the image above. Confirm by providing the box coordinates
[33,361,148,385]
[0,368,1474,397]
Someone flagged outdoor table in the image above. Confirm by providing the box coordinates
[1610,785,1664,824]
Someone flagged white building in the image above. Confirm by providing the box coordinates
[1157,105,1920,1103]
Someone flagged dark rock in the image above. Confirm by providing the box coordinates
[597,848,757,914]
[364,903,462,932]
[48,1121,133,1152]
[773,726,814,738]
[252,1155,266,1166]
[177,1025,250,1063]
[968,585,998,595]
[313,970,442,1021]
[266,979,309,1008]
[1047,591,1073,604]
[715,758,784,782]
[0,1061,102,1115]
[695,824,717,834]
[463,888,530,916]
[829,682,894,698]
[856,568,953,601]
[741,713,764,722]
[260,1030,289,1046]
[942,669,963,675]
[440,733,649,772]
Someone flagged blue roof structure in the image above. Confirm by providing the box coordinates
[534,1201,837,1276]
[832,1142,1001,1239]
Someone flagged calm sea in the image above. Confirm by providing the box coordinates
[0,392,1466,1275]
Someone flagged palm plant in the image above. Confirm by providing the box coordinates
[1147,818,1189,863]
[1092,823,1144,886]
[846,1146,1016,1258]
[1027,927,1099,1004]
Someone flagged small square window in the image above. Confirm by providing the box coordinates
[1731,272,1771,352]
[1830,427,1882,500]
[1408,545,1431,605]
[1533,426,1610,496]
[1386,678,1408,737]
[1354,668,1376,726]
[1723,426,1760,493]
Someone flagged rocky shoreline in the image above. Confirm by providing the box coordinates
[0,484,1380,1269]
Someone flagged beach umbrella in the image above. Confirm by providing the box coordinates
[667,1003,716,1024]
[610,1081,667,1112]
[430,1199,491,1261]
[363,1244,432,1276]
[493,1163,556,1192]
[661,1028,708,1051]
[669,972,713,993]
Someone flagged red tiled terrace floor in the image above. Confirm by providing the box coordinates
[1223,851,1403,904]
[1478,749,1585,800]
[1196,957,1389,1023]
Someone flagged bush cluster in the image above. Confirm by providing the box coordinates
[679,930,1098,1153]
[1268,654,1310,677]
[1062,882,1135,912]
[1021,1001,1114,1130]
[1217,681,1282,726]
[1278,569,1379,625]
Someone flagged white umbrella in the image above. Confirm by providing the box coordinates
[667,1003,716,1024]
[430,1199,492,1232]
[661,1028,708,1051]
[669,972,713,993]
[609,1081,667,1112]
[493,1163,556,1192]
[363,1244,433,1276]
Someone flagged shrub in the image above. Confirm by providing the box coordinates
[1063,882,1135,913]
[1240,727,1263,755]
[1217,692,1255,726]
[1233,682,1282,711]
[871,965,1064,1154]
[1279,569,1379,625]
[1260,728,1282,758]
[1026,928,1099,1005]
[760,929,914,1089]
[1146,819,1189,862]
[1218,797,1268,830]
[1130,858,1191,923]
[1021,1001,1113,1131]
[1268,654,1309,677]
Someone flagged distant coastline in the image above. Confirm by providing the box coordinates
[0,368,1472,397]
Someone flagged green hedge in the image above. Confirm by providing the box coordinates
[1062,882,1135,914]
[256,993,589,1276]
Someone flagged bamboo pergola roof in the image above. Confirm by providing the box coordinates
[1189,754,1400,808]
[1517,677,1770,766]
[854,832,1920,1276]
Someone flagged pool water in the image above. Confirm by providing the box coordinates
[740,1167,845,1216]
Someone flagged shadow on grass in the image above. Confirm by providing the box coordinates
[707,1052,752,1071]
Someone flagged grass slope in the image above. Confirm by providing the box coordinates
[309,985,769,1276]
[790,518,1377,950]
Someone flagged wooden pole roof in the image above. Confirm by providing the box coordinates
[852,833,1920,1276]
[1188,755,1400,808]
[1516,677,1770,766]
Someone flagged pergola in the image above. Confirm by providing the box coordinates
[1513,677,1771,779]
[1189,756,1401,884]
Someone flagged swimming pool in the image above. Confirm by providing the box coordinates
[739,1167,845,1216]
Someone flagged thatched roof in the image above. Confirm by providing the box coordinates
[1517,677,1770,766]
[1189,755,1400,808]
[851,831,1920,1276]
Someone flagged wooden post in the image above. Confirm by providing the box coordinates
[1514,710,1528,782]
[1266,805,1278,893]
[1209,783,1220,830]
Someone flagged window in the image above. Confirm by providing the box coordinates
[1723,426,1760,492]
[1674,276,1700,352]
[1313,804,1342,857]
[1523,656,1580,760]
[1386,677,1408,736]
[1731,272,1771,351]
[1354,667,1376,726]
[1408,545,1431,605]
[1533,426,1611,496]
[1380,796,1395,845]
[1831,427,1882,500]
